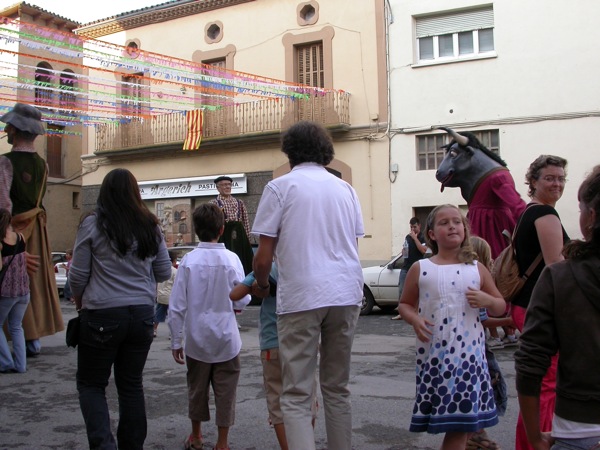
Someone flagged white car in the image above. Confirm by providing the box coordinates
[361,254,404,315]
[54,262,68,296]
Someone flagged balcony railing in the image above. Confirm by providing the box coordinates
[95,91,350,152]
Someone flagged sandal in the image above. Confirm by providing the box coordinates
[466,429,500,450]
[183,433,203,450]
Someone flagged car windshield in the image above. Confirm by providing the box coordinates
[167,246,196,262]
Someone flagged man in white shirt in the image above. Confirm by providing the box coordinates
[252,121,364,450]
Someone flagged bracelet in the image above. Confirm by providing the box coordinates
[257,282,270,290]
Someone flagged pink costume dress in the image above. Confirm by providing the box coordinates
[467,168,526,259]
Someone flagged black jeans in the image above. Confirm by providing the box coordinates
[77,305,154,450]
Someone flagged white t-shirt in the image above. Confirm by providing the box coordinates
[552,414,600,439]
[252,163,364,314]
[168,242,250,363]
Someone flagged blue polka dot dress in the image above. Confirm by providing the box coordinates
[409,259,498,434]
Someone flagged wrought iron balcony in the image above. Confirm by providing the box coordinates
[95,91,350,152]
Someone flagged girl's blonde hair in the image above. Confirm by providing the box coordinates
[469,236,492,271]
[425,204,475,264]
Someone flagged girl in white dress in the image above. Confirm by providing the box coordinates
[399,204,506,450]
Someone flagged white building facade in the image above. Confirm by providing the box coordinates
[388,0,600,254]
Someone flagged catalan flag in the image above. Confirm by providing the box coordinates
[183,109,203,150]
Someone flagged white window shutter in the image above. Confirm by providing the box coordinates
[416,7,494,38]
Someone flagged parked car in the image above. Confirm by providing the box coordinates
[166,245,197,267]
[52,251,67,265]
[361,254,404,315]
[55,262,67,296]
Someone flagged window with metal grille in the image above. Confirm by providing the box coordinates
[416,7,494,63]
[156,203,164,219]
[46,124,63,178]
[416,129,500,171]
[297,42,324,88]
[59,70,76,111]
[35,62,53,108]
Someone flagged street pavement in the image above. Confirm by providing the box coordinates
[0,302,520,449]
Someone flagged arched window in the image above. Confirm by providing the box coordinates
[35,62,54,108]
[59,70,76,111]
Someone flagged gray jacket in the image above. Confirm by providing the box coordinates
[70,214,171,310]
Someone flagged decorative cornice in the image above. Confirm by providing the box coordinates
[0,1,80,29]
[76,0,255,39]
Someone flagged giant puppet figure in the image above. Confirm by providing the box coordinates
[435,127,526,258]
[0,103,63,355]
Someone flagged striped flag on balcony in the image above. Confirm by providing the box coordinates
[183,109,203,150]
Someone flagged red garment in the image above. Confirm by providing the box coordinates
[467,168,526,258]
[513,305,557,450]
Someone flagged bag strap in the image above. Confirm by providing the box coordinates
[36,165,48,208]
[522,253,543,280]
[512,203,543,278]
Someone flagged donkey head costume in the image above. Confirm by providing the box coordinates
[435,127,526,258]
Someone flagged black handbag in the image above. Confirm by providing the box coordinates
[66,315,80,348]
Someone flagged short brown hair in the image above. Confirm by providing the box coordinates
[193,203,224,242]
[525,155,568,197]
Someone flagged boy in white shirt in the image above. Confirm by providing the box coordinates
[168,203,251,450]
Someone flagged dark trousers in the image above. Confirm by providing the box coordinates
[77,305,154,450]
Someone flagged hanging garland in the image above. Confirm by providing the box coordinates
[0,16,347,138]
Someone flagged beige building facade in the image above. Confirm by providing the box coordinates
[388,0,600,255]
[74,0,391,262]
[0,2,84,252]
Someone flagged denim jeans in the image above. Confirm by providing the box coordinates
[552,436,600,450]
[398,268,408,297]
[0,294,30,373]
[77,305,154,450]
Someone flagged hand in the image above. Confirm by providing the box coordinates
[466,286,493,309]
[172,348,185,365]
[252,280,270,298]
[530,432,554,450]
[25,252,40,275]
[412,316,434,343]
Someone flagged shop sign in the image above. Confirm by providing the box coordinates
[138,174,247,200]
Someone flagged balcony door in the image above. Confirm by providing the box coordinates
[296,42,327,123]
[121,72,147,147]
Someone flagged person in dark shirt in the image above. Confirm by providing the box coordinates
[392,217,427,320]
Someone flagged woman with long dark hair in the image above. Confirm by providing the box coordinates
[515,165,600,449]
[69,168,171,450]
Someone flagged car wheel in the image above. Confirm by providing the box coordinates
[361,286,375,316]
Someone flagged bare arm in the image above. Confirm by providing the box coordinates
[398,263,433,342]
[517,395,553,450]
[0,157,13,211]
[534,215,564,265]
[230,282,251,301]
[466,264,506,316]
[410,231,427,255]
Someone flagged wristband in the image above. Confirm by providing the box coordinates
[257,282,270,290]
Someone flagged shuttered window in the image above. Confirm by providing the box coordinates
[416,8,494,38]
[46,124,63,178]
[416,7,494,62]
[297,42,324,88]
